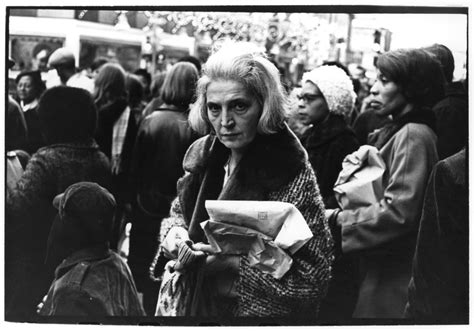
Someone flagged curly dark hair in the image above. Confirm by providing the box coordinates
[376,48,446,109]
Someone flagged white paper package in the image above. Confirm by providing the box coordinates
[204,200,313,254]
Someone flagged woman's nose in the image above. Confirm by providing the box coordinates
[370,82,379,95]
[221,110,235,128]
[298,98,306,108]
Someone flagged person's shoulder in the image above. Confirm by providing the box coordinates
[182,134,214,171]
[436,148,466,183]
[397,122,436,141]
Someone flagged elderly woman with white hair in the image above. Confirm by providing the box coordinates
[297,65,360,321]
[158,42,333,318]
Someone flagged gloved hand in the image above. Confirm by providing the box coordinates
[191,242,240,276]
[161,226,190,259]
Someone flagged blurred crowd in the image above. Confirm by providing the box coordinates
[5,41,468,324]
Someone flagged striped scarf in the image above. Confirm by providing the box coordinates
[111,105,130,175]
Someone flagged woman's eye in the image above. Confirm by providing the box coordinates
[207,104,220,115]
[378,75,389,84]
[233,102,248,113]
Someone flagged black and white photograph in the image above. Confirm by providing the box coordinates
[2,1,471,328]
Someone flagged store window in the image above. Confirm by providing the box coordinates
[9,35,64,72]
[80,40,141,72]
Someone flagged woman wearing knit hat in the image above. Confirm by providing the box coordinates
[298,65,360,322]
[298,65,360,209]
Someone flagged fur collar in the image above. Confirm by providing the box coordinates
[183,123,307,193]
[180,124,308,242]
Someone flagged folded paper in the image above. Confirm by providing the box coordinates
[201,200,313,279]
[334,145,386,210]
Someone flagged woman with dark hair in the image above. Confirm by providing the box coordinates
[16,70,47,154]
[6,86,112,320]
[157,42,333,317]
[326,48,445,318]
[126,73,147,124]
[128,61,200,315]
[141,71,167,121]
[93,63,138,247]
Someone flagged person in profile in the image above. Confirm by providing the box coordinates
[46,47,94,94]
[38,182,145,317]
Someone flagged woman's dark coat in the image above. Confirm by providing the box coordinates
[127,108,199,313]
[301,113,360,209]
[405,148,468,323]
[5,141,111,320]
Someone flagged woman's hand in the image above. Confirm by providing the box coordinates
[161,226,190,259]
[192,242,240,276]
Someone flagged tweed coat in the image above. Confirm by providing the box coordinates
[161,124,334,317]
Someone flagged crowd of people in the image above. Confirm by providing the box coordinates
[5,40,468,324]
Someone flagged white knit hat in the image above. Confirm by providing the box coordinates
[302,65,356,117]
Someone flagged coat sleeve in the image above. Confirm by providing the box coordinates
[6,151,55,236]
[336,124,438,253]
[237,163,334,316]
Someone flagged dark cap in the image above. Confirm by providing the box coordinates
[53,182,116,220]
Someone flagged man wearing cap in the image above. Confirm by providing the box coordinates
[46,47,94,94]
[37,182,145,317]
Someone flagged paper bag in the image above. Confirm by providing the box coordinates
[201,220,293,279]
[333,145,386,210]
[204,200,313,254]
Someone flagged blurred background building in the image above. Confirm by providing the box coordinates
[8,8,467,89]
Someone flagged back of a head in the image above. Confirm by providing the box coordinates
[377,48,446,109]
[178,55,202,73]
[424,43,455,83]
[150,72,167,98]
[38,86,97,144]
[53,181,116,247]
[126,73,144,106]
[90,57,109,72]
[94,63,126,103]
[190,41,288,135]
[134,68,151,86]
[161,61,199,108]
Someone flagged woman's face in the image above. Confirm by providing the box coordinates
[297,81,329,125]
[17,76,37,103]
[370,69,409,117]
[206,80,262,155]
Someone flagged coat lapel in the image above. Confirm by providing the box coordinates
[179,124,308,242]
